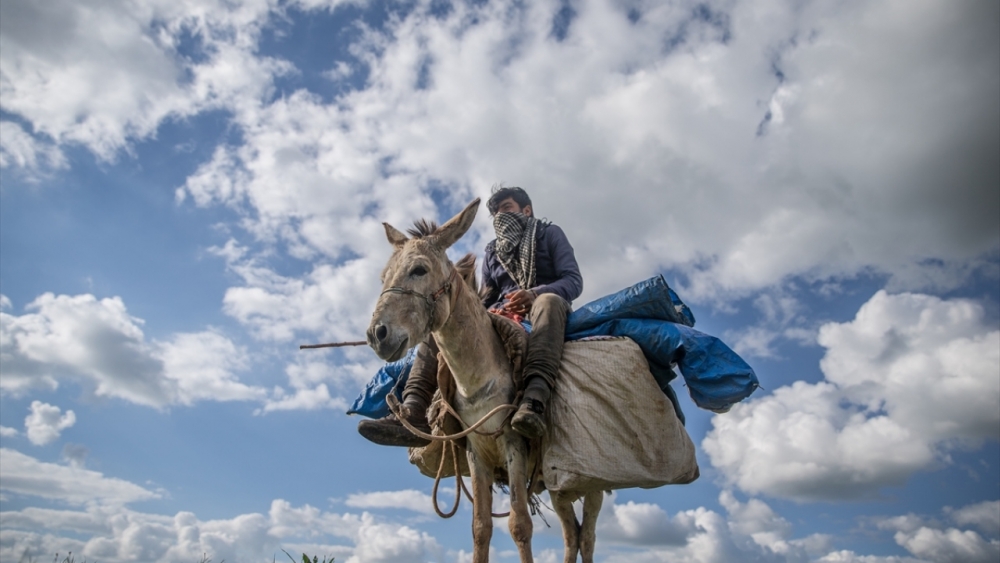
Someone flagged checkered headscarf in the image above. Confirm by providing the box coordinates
[492,212,538,290]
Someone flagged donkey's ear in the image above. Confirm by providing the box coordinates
[384,223,409,248]
[432,198,480,249]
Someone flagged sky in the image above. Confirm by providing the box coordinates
[0,0,998,561]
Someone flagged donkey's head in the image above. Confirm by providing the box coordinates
[367,198,480,361]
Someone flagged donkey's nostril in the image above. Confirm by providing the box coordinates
[375,325,388,342]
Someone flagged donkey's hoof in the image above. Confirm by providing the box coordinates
[358,416,431,448]
[511,403,546,439]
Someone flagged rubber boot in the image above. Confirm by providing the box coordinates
[511,376,551,439]
[357,395,432,447]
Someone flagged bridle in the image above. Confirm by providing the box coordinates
[379,267,459,330]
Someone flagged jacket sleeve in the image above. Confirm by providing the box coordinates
[480,243,502,309]
[533,224,583,303]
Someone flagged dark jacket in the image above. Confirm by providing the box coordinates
[481,222,583,309]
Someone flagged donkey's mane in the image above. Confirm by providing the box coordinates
[407,219,439,239]
[455,252,478,293]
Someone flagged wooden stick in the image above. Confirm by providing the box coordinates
[299,340,367,350]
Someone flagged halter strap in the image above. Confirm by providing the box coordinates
[380,268,459,321]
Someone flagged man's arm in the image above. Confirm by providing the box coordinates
[480,245,502,309]
[531,224,583,303]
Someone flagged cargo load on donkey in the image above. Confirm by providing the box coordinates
[353,273,758,487]
[346,188,758,563]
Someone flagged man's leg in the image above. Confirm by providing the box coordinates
[511,293,569,439]
[357,338,438,447]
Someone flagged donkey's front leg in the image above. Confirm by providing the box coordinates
[468,449,494,563]
[501,432,534,563]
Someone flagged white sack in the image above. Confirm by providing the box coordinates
[542,337,699,492]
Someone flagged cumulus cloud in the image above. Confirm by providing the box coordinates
[0,0,291,163]
[592,492,832,563]
[164,0,998,320]
[703,290,1000,501]
[0,472,439,563]
[0,292,266,407]
[344,489,436,516]
[0,120,66,176]
[947,500,1000,536]
[0,447,159,506]
[3,465,986,563]
[875,503,1000,563]
[23,400,76,445]
[1,0,997,350]
[0,425,19,437]
[597,499,694,546]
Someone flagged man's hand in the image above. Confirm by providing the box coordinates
[503,289,536,315]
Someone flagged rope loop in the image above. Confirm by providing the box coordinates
[386,392,517,519]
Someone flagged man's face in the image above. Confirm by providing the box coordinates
[494,197,532,217]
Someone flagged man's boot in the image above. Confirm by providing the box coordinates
[357,394,432,447]
[511,376,551,439]
[358,339,439,448]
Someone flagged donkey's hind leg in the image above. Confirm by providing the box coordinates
[551,490,581,563]
[579,490,604,563]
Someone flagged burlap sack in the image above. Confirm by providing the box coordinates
[410,335,698,490]
[542,337,699,492]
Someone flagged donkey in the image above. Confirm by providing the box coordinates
[367,198,604,563]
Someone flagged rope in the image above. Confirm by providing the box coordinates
[386,393,517,442]
[386,391,517,519]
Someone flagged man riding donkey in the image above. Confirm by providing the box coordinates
[358,186,582,447]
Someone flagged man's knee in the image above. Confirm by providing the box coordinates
[531,293,570,321]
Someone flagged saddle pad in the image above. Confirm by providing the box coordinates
[542,338,699,492]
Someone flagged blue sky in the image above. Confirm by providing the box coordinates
[1,0,998,562]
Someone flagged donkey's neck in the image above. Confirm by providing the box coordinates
[433,282,511,399]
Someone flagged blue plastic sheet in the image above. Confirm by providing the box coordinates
[348,347,416,418]
[349,276,758,422]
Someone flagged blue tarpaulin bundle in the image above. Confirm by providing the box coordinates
[348,275,758,423]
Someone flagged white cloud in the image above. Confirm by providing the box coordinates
[0,472,442,563]
[158,329,264,404]
[814,552,926,563]
[0,447,159,506]
[876,505,1000,563]
[597,499,694,546]
[344,489,436,516]
[23,400,76,446]
[0,292,267,407]
[0,425,18,437]
[703,290,1000,501]
[2,465,989,563]
[166,0,998,315]
[0,120,66,176]
[947,500,1000,537]
[347,517,442,563]
[0,0,290,162]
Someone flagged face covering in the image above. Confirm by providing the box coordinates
[492,211,538,290]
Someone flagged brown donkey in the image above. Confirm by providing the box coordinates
[367,198,603,563]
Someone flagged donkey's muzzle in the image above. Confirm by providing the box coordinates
[367,322,409,362]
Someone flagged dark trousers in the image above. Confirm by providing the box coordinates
[402,293,571,404]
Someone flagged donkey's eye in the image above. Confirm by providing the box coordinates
[410,266,428,277]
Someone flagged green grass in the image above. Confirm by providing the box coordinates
[281,549,335,563]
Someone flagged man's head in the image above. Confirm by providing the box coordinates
[487,186,532,217]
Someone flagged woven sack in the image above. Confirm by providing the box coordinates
[542,337,699,492]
